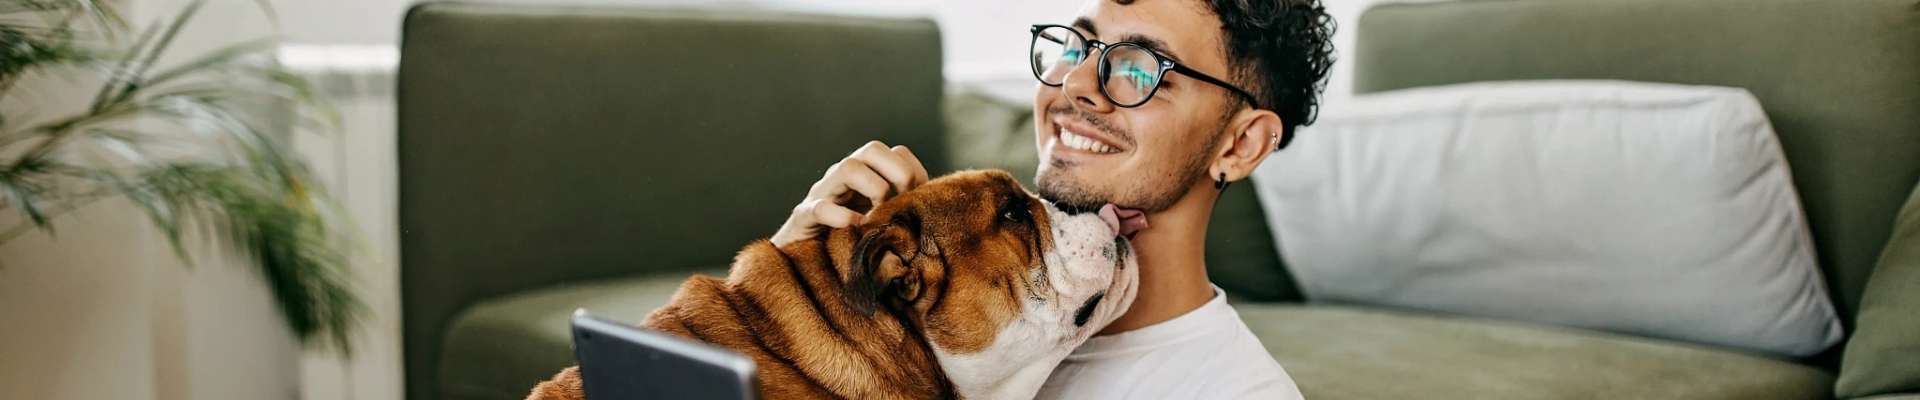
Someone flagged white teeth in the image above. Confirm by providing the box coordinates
[1057,128,1118,154]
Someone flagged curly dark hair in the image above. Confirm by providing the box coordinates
[1115,0,1337,150]
[1208,0,1336,150]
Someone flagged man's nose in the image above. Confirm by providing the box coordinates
[1060,50,1115,113]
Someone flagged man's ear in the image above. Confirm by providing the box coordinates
[844,222,918,315]
[1211,110,1286,182]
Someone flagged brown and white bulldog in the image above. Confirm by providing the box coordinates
[526,170,1139,400]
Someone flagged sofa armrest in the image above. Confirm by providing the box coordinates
[397,4,946,399]
[1839,181,1920,398]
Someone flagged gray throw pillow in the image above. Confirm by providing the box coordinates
[1251,80,1843,357]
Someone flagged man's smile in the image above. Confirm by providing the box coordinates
[1046,118,1131,165]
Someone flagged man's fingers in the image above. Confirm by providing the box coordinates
[803,198,863,228]
[776,141,926,248]
[853,141,919,195]
[818,158,892,208]
[837,160,894,209]
[890,145,931,189]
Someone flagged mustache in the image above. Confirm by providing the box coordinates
[1046,104,1134,147]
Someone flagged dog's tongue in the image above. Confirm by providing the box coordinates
[1097,204,1122,233]
[1097,204,1151,237]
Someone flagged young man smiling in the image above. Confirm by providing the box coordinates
[770,0,1335,397]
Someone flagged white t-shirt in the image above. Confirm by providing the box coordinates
[1036,286,1305,399]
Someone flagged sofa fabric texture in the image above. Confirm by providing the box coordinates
[1244,304,1834,400]
[1839,184,1920,398]
[439,269,723,400]
[398,4,946,399]
[1253,80,1842,357]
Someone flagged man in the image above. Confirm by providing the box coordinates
[770,0,1335,397]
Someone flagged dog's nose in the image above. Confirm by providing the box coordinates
[1097,204,1122,234]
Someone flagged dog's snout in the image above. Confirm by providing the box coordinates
[1049,200,1102,215]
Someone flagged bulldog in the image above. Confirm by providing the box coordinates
[526,170,1139,400]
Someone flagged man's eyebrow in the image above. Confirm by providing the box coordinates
[1118,32,1183,64]
[1071,17,1097,36]
[1070,17,1185,64]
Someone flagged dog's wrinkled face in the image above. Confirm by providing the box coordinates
[844,170,1139,399]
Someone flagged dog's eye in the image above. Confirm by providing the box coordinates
[999,195,1033,224]
[1003,207,1031,223]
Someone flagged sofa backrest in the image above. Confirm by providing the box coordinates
[1353,0,1920,345]
[397,3,946,399]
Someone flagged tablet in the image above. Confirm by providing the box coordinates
[570,309,757,400]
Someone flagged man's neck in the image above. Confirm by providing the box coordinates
[1097,182,1219,334]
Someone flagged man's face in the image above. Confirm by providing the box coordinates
[1034,0,1238,212]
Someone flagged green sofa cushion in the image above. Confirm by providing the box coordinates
[1240,304,1834,399]
[1839,183,1920,398]
[438,269,722,400]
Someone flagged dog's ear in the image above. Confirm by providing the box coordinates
[844,215,922,315]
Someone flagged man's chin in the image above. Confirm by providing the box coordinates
[1036,172,1109,214]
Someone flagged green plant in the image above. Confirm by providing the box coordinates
[0,0,361,353]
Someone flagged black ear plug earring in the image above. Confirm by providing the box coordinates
[1215,172,1230,191]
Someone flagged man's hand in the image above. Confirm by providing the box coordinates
[771,141,930,247]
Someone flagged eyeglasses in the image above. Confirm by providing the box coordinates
[1029,24,1260,109]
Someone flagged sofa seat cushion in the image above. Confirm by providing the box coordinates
[1237,304,1833,400]
[438,269,722,400]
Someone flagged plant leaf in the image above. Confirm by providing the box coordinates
[99,0,203,110]
[139,38,276,89]
[0,178,48,228]
[87,19,161,112]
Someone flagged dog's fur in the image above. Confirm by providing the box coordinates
[526,170,1137,400]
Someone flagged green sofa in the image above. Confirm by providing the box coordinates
[398,1,1920,399]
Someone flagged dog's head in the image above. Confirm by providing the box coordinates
[842,169,1138,398]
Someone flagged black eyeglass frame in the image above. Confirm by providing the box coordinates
[1029,24,1261,109]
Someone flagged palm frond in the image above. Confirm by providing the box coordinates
[0,0,362,354]
[0,171,50,227]
[92,0,201,112]
[140,38,275,87]
[0,27,90,87]
[82,15,158,112]
[140,163,362,351]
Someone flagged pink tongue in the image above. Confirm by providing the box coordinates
[1097,204,1123,234]
[1108,205,1151,237]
